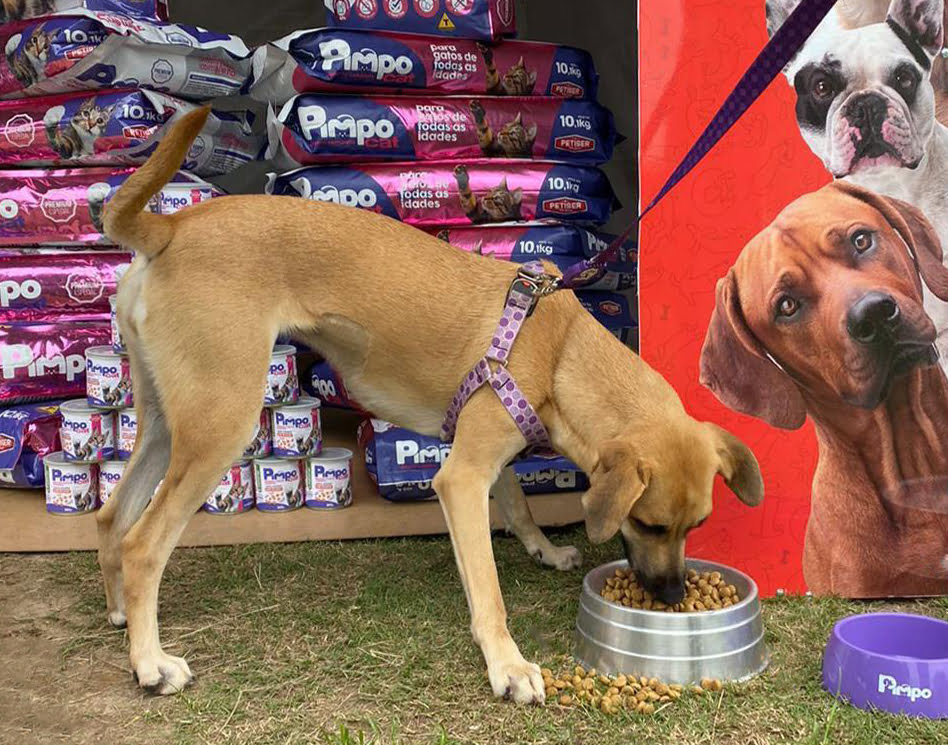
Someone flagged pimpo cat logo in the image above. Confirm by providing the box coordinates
[3,114,34,148]
[383,0,407,18]
[40,191,76,223]
[64,271,104,304]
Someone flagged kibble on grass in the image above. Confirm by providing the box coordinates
[599,568,742,612]
[541,664,722,715]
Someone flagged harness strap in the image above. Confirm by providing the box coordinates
[440,261,553,451]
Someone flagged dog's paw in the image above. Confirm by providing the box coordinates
[531,544,583,571]
[488,658,545,705]
[132,651,194,696]
[107,609,127,628]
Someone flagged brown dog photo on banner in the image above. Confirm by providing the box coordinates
[700,181,948,597]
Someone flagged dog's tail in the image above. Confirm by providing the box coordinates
[102,106,210,258]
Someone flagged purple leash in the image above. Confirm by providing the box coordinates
[442,0,839,449]
[558,0,839,290]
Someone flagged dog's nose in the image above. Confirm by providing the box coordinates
[847,292,901,344]
[846,93,888,135]
[656,580,686,606]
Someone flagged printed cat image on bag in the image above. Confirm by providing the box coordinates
[470,101,537,157]
[478,43,538,95]
[5,23,50,88]
[454,164,523,223]
[44,97,115,160]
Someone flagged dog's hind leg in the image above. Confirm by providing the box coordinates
[433,395,545,705]
[96,357,171,629]
[120,346,269,695]
[491,467,582,571]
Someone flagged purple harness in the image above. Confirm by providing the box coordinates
[440,262,559,450]
[440,0,838,450]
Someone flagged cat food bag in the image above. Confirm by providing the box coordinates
[359,418,588,501]
[267,94,618,168]
[431,224,637,291]
[0,10,252,101]
[0,1,169,24]
[0,401,62,488]
[324,0,515,41]
[0,89,260,176]
[250,27,597,104]
[266,160,618,226]
[0,167,223,245]
[577,290,636,344]
[1,319,108,403]
[0,249,130,322]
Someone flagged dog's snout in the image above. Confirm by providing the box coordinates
[847,292,900,344]
[846,93,888,135]
[656,579,686,605]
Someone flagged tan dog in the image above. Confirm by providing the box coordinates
[701,181,948,596]
[96,109,763,701]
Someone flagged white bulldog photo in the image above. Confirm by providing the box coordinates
[767,0,948,365]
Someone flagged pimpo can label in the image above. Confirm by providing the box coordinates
[116,407,137,460]
[253,458,304,511]
[109,295,125,352]
[271,396,322,457]
[263,345,299,406]
[243,408,272,458]
[44,452,97,514]
[304,447,353,509]
[98,460,127,505]
[85,346,133,408]
[60,399,114,462]
[205,461,254,514]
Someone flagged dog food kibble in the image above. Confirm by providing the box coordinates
[541,662,721,714]
[599,567,742,611]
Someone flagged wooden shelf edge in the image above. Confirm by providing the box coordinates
[0,410,584,552]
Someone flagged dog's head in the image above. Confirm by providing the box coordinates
[582,422,763,605]
[767,0,944,177]
[700,181,948,425]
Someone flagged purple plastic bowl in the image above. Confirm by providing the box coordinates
[822,613,948,719]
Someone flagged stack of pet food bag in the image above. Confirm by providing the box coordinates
[251,0,634,501]
[0,0,268,514]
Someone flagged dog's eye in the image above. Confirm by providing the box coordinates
[776,295,800,318]
[633,518,668,536]
[811,74,835,100]
[894,67,919,93]
[851,230,874,253]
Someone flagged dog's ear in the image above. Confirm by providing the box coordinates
[882,194,948,302]
[707,423,765,507]
[887,0,944,57]
[582,440,649,544]
[699,269,807,430]
[832,181,948,301]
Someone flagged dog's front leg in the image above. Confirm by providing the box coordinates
[433,403,545,705]
[491,467,581,570]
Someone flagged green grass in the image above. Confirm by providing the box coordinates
[21,527,948,745]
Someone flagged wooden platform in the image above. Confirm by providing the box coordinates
[0,411,584,552]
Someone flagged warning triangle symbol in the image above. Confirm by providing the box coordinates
[438,13,456,31]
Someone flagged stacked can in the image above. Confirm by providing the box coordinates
[255,344,353,512]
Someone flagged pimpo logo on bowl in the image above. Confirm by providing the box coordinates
[40,191,77,223]
[65,271,104,304]
[4,113,34,148]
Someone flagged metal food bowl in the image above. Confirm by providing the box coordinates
[574,559,769,684]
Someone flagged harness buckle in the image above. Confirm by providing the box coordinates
[511,265,561,316]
